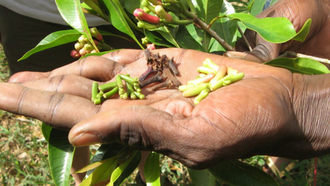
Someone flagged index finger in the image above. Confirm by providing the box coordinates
[0,82,98,130]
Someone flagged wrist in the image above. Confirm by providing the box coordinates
[292,73,330,157]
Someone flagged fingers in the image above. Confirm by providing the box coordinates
[9,55,125,83]
[0,82,98,130]
[102,49,145,64]
[9,71,50,83]
[49,56,124,81]
[20,75,94,99]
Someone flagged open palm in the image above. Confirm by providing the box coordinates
[0,49,308,168]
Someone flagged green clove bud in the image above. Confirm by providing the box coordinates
[194,89,209,105]
[203,58,219,72]
[103,86,119,99]
[183,83,209,97]
[155,5,173,22]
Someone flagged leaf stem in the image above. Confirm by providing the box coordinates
[281,51,330,64]
[178,0,235,51]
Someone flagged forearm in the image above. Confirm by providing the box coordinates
[292,73,330,156]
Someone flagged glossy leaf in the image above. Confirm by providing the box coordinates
[193,0,223,51]
[209,0,238,52]
[87,143,128,176]
[188,169,216,186]
[249,0,278,15]
[75,158,114,174]
[80,157,118,186]
[55,0,98,51]
[18,30,81,61]
[144,152,161,186]
[100,0,143,48]
[42,123,74,186]
[114,151,141,186]
[176,26,204,51]
[55,0,89,34]
[265,57,330,74]
[144,30,175,48]
[226,13,311,43]
[122,0,142,17]
[150,26,181,48]
[208,160,278,186]
[108,150,139,186]
[83,0,107,19]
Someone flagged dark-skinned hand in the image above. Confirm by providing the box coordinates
[1,48,330,169]
[226,0,330,62]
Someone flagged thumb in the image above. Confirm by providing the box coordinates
[226,29,281,63]
[68,105,176,150]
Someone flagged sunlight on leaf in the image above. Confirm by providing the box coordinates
[80,157,118,186]
[226,13,311,43]
[108,150,139,186]
[144,152,161,186]
[55,0,98,51]
[265,57,330,74]
[42,123,75,186]
[18,30,81,61]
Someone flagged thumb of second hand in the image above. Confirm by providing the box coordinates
[225,36,281,63]
[68,105,173,148]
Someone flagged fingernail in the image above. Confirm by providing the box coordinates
[224,51,247,59]
[224,51,263,63]
[71,132,102,147]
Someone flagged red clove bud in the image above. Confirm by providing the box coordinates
[134,8,161,24]
[70,50,81,58]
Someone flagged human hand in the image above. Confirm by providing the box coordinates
[226,0,330,62]
[1,48,329,169]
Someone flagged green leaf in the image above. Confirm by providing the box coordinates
[55,0,98,51]
[82,0,107,19]
[249,0,279,15]
[108,150,139,186]
[208,160,278,186]
[265,57,330,74]
[188,169,216,186]
[55,0,89,34]
[42,123,75,186]
[226,13,311,43]
[87,143,128,176]
[194,0,223,51]
[209,0,238,52]
[176,26,204,51]
[150,26,181,48]
[144,30,175,48]
[114,151,141,186]
[144,152,161,186]
[18,30,81,61]
[80,157,118,186]
[100,0,143,48]
[249,0,267,16]
[75,158,113,174]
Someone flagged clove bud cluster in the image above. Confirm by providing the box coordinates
[133,0,193,30]
[92,74,145,104]
[179,58,244,105]
[70,27,111,58]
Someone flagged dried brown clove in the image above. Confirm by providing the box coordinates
[151,80,175,91]
[139,49,181,89]
[139,72,164,87]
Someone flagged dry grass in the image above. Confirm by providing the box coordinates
[0,44,54,185]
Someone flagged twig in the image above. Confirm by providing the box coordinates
[238,27,252,52]
[281,51,330,64]
[178,0,235,51]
